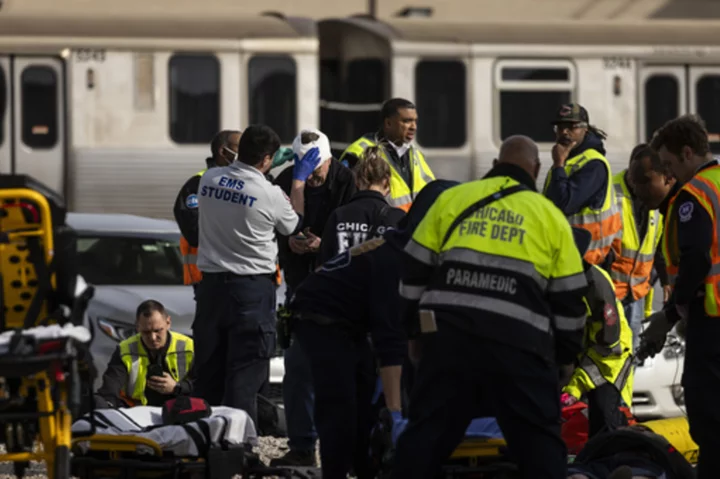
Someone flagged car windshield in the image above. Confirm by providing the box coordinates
[75,234,184,286]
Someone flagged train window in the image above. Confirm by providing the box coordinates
[0,65,5,147]
[644,75,679,142]
[21,66,58,149]
[495,61,575,143]
[696,75,720,148]
[415,60,466,148]
[169,54,220,145]
[248,55,297,144]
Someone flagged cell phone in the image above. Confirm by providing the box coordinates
[147,364,163,378]
[292,232,307,241]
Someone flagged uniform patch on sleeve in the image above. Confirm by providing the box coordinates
[603,303,618,326]
[186,194,198,209]
[678,201,694,223]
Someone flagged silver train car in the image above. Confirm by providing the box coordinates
[2,11,720,219]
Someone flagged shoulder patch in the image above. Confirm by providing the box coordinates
[678,201,694,223]
[185,194,198,209]
[603,303,618,327]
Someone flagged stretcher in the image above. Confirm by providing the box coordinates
[0,174,96,479]
[70,406,319,479]
[373,404,697,479]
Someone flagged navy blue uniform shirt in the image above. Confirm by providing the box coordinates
[545,132,609,216]
[290,232,407,367]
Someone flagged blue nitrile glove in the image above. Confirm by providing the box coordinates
[272,147,295,168]
[292,147,322,181]
[390,410,408,446]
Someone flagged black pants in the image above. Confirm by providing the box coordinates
[294,320,377,479]
[391,324,566,479]
[192,272,276,427]
[587,383,627,438]
[685,385,720,479]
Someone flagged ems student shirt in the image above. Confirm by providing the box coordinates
[197,161,299,275]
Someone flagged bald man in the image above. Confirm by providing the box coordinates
[174,130,241,291]
[393,135,589,479]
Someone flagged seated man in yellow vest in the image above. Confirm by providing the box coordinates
[543,103,622,267]
[610,144,676,351]
[94,300,195,408]
[562,228,634,439]
[339,98,435,212]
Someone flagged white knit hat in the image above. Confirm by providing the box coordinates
[291,128,332,170]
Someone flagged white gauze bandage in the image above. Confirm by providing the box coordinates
[292,129,332,170]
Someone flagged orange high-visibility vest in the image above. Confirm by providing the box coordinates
[543,148,622,265]
[180,169,205,286]
[181,236,202,285]
[662,164,720,317]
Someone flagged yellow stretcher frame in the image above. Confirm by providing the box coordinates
[0,188,56,330]
[71,434,208,479]
[443,416,699,470]
[0,186,73,479]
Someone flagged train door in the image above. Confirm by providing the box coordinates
[0,55,65,194]
[318,18,392,158]
[639,65,720,153]
[688,66,720,152]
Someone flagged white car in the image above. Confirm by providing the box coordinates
[67,212,285,403]
[632,332,686,420]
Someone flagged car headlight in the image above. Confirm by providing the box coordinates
[671,384,685,407]
[663,335,686,360]
[97,317,135,342]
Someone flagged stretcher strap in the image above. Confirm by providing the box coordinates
[24,237,56,329]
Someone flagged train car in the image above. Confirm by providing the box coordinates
[0,13,318,219]
[3,9,720,219]
[320,16,720,186]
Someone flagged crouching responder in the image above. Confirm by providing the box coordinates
[392,135,589,479]
[285,179,457,479]
[339,98,435,212]
[561,227,634,439]
[94,300,195,408]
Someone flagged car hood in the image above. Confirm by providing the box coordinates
[88,285,196,335]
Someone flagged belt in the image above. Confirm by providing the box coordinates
[203,271,275,281]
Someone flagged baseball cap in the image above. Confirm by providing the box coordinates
[551,103,589,125]
[292,128,332,169]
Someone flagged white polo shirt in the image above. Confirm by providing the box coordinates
[196,161,299,275]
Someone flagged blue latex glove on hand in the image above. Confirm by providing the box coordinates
[272,147,295,168]
[292,147,322,181]
[390,410,408,446]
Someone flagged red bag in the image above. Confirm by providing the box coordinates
[162,396,212,425]
[561,401,637,455]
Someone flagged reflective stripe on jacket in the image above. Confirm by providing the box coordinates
[563,265,635,407]
[609,171,663,302]
[340,134,435,212]
[545,149,622,265]
[181,169,205,285]
[119,332,194,406]
[663,164,720,316]
[401,175,588,359]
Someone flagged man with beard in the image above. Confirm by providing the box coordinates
[543,103,622,267]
